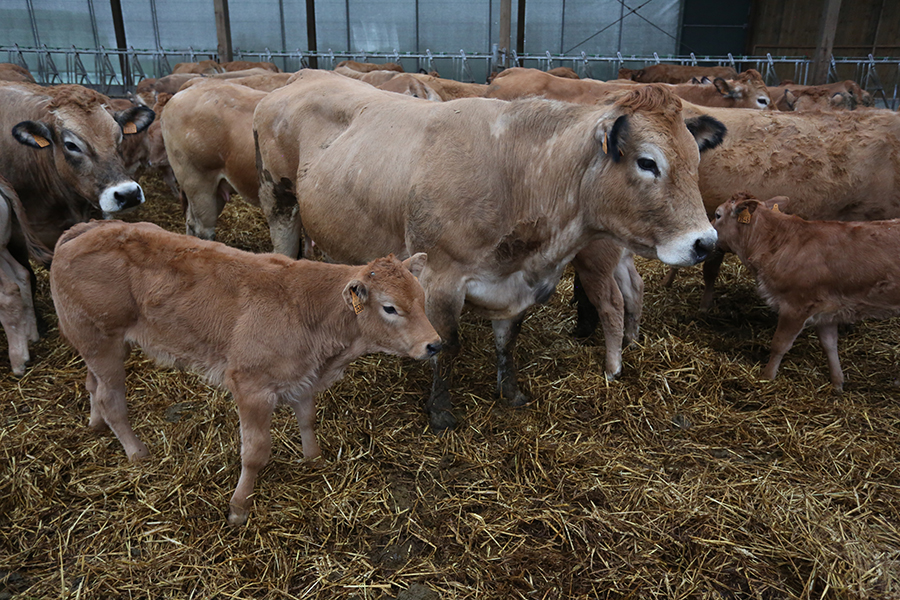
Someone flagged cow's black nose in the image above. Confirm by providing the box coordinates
[426,341,442,356]
[114,187,143,210]
[693,237,715,262]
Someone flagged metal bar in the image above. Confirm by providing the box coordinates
[306,0,318,69]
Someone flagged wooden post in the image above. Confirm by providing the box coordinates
[306,0,318,69]
[499,0,511,68]
[214,0,233,64]
[516,0,526,63]
[811,0,842,85]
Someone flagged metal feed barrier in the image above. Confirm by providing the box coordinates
[3,44,898,109]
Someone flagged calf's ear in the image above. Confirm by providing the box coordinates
[685,115,726,153]
[342,280,368,313]
[713,78,739,98]
[114,105,155,135]
[12,121,53,149]
[402,253,428,278]
[595,114,629,163]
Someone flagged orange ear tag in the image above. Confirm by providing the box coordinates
[350,289,364,314]
[771,203,780,213]
[123,122,138,135]
[737,208,752,224]
[32,134,50,148]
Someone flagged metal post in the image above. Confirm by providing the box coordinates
[214,0,233,64]
[811,0,842,85]
[109,0,129,84]
[516,0,526,64]
[306,0,318,69]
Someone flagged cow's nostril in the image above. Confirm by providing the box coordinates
[693,237,713,262]
[426,341,442,356]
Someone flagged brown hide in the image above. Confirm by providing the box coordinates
[208,67,280,80]
[712,195,900,390]
[405,73,491,99]
[226,72,293,92]
[547,66,580,79]
[335,60,404,73]
[0,82,153,250]
[220,60,280,73]
[618,64,738,84]
[0,63,35,83]
[161,79,267,239]
[50,219,439,525]
[254,69,721,427]
[172,60,223,75]
[376,73,443,101]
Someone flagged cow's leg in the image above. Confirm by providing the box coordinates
[1,247,38,344]
[816,321,844,391]
[572,248,625,380]
[227,377,275,526]
[661,267,679,288]
[494,313,530,405]
[0,263,30,376]
[258,174,302,258]
[182,174,226,240]
[571,273,600,339]
[423,282,465,431]
[614,250,644,348]
[762,311,807,381]
[85,368,109,432]
[84,341,149,461]
[285,391,322,461]
[699,248,726,311]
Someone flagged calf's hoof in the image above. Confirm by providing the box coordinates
[228,505,250,527]
[127,444,151,462]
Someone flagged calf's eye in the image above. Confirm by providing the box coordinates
[637,157,660,177]
[383,305,397,315]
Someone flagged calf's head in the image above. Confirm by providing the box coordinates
[12,85,154,213]
[342,253,442,360]
[587,85,726,266]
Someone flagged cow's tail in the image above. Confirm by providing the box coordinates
[0,176,53,266]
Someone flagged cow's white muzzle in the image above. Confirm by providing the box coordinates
[99,181,145,213]
[656,227,718,267]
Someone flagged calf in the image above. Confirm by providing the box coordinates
[712,194,900,391]
[618,64,738,84]
[50,219,441,525]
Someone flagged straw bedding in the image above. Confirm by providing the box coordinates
[1,173,898,599]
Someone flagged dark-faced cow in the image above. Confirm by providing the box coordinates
[254,69,725,429]
[712,194,900,391]
[161,79,267,240]
[50,219,441,526]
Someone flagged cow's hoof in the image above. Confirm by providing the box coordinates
[228,505,249,527]
[429,409,457,432]
[604,369,621,382]
[506,390,531,408]
[127,444,151,462]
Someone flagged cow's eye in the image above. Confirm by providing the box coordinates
[637,157,659,177]
[757,97,769,107]
[383,305,397,315]
[64,141,82,153]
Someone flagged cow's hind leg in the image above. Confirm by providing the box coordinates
[83,340,149,461]
[494,313,530,405]
[816,321,844,391]
[227,376,276,526]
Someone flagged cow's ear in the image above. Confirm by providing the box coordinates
[685,115,726,153]
[782,90,797,110]
[733,199,760,223]
[342,280,368,314]
[701,76,712,84]
[114,105,155,135]
[402,252,427,278]
[12,121,53,149]
[763,196,790,212]
[713,77,736,98]
[596,114,628,163]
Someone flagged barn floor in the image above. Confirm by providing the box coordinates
[1,173,899,599]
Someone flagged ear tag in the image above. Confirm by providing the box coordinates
[602,132,609,155]
[737,208,752,224]
[771,204,780,213]
[123,122,138,135]
[32,134,50,148]
[350,289,364,314]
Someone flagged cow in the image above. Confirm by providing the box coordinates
[335,60,404,73]
[487,68,773,110]
[161,79,267,240]
[405,72,491,99]
[0,177,52,375]
[133,73,204,107]
[376,73,443,101]
[333,66,403,87]
[50,219,440,525]
[0,82,154,253]
[254,69,726,429]
[770,86,854,111]
[618,64,738,84]
[547,66,580,79]
[220,60,281,73]
[223,72,294,92]
[711,193,900,391]
[171,60,223,75]
[0,63,36,83]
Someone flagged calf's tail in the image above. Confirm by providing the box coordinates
[0,176,53,265]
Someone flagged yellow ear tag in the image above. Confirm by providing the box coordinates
[737,208,752,224]
[350,289,364,314]
[123,122,138,135]
[602,132,609,154]
[32,134,50,148]
[771,203,780,213]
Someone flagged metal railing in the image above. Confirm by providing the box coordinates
[3,44,899,109]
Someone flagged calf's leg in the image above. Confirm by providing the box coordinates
[227,376,276,526]
[286,392,322,461]
[762,311,807,382]
[816,321,844,391]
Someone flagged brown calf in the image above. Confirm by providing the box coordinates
[50,220,441,525]
[712,194,900,391]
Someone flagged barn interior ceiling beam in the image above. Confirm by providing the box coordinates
[811,0,842,84]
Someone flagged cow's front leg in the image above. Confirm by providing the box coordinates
[494,314,530,406]
[227,375,276,526]
[423,282,465,431]
[572,245,626,380]
[614,250,644,347]
[258,175,303,258]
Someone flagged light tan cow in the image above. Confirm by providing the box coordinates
[618,64,738,84]
[0,177,51,375]
[335,60,404,73]
[50,219,441,526]
[220,60,280,73]
[161,79,267,239]
[254,69,725,429]
[171,60,222,75]
[405,72,491,99]
[376,73,443,101]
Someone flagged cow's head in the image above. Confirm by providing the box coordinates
[342,253,442,360]
[11,85,154,213]
[585,84,726,266]
[713,69,773,110]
